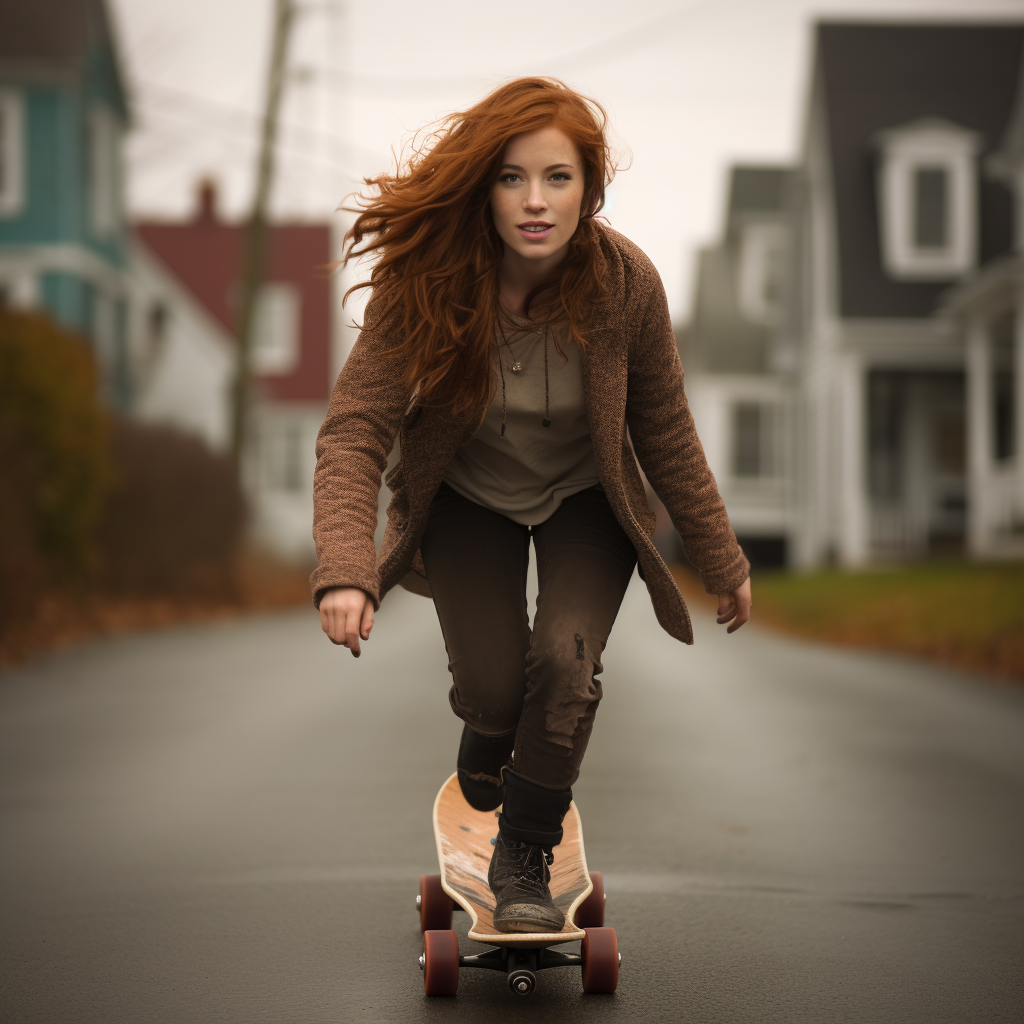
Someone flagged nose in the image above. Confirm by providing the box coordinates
[523,181,547,213]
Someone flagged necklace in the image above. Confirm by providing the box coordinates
[495,314,551,438]
[496,316,523,373]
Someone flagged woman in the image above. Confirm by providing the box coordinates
[312,78,751,934]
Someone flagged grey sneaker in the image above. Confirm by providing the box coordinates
[488,834,565,933]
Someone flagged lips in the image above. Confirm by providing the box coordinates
[517,221,554,239]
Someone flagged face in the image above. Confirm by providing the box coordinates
[489,125,585,267]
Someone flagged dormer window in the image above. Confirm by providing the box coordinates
[913,166,949,248]
[875,118,981,280]
[0,89,25,218]
[252,282,300,375]
[738,223,786,325]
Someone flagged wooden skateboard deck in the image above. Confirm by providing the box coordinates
[432,772,593,945]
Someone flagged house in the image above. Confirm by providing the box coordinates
[0,0,332,562]
[0,0,133,407]
[686,22,1024,568]
[684,165,796,568]
[135,180,334,562]
[794,21,1024,566]
[942,56,1024,559]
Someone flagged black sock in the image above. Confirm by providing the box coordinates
[456,725,515,811]
[498,768,572,847]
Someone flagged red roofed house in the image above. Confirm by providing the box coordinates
[132,180,334,562]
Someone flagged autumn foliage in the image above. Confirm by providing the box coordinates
[0,312,110,621]
[0,310,304,664]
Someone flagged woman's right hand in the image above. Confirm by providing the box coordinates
[319,587,375,657]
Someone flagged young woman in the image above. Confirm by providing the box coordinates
[313,78,751,934]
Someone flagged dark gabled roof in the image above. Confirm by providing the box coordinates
[727,166,791,228]
[686,245,770,375]
[817,21,1024,318]
[685,164,792,374]
[0,0,129,117]
[0,0,104,64]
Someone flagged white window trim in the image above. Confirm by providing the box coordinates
[252,282,301,375]
[0,270,37,308]
[875,118,981,281]
[0,89,25,218]
[90,104,121,239]
[730,398,784,481]
[738,222,785,325]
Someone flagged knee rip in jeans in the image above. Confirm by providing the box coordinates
[535,634,603,749]
[462,769,502,786]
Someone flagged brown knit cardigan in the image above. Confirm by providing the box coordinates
[310,223,749,645]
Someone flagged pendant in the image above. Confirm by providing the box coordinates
[511,362,522,373]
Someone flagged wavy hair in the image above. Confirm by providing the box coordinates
[341,77,616,421]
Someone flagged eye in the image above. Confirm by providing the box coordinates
[499,172,522,184]
[551,172,572,182]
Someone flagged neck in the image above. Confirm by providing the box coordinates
[496,242,569,318]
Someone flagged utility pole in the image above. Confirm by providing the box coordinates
[231,0,296,471]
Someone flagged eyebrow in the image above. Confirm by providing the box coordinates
[500,162,576,173]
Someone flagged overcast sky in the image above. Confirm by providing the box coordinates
[111,0,1024,320]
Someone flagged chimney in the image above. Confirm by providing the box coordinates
[196,178,217,225]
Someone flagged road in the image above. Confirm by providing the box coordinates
[2,577,1023,1023]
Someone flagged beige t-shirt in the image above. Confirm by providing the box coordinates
[443,326,600,525]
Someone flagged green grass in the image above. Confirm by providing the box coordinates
[749,561,1024,681]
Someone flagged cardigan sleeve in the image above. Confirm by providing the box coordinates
[624,259,750,595]
[309,293,408,609]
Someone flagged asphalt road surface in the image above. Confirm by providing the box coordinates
[2,577,1023,1023]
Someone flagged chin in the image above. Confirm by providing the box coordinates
[509,236,563,260]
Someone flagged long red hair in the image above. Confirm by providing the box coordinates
[342,77,615,421]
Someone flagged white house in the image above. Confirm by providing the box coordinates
[685,21,1024,568]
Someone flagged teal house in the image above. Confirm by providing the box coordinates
[0,0,132,406]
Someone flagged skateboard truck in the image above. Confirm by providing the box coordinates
[419,938,620,996]
[461,946,583,995]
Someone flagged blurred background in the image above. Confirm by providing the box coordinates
[1,0,1022,677]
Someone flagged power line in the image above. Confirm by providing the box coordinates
[307,0,723,95]
[136,79,381,168]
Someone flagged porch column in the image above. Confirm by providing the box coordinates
[838,352,869,566]
[1016,286,1024,494]
[965,314,991,557]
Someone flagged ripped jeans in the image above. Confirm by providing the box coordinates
[419,482,638,791]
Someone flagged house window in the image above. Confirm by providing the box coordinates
[875,118,980,280]
[738,223,786,325]
[252,282,300,375]
[992,312,1015,463]
[732,401,780,478]
[147,300,169,365]
[913,167,948,248]
[261,421,304,492]
[90,105,121,239]
[0,89,25,217]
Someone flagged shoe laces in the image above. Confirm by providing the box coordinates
[506,842,554,897]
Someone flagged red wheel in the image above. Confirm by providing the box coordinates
[575,871,605,928]
[419,874,452,932]
[581,927,618,993]
[423,930,460,996]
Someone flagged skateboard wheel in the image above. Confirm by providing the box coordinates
[575,871,605,928]
[422,930,459,996]
[419,874,452,932]
[581,927,619,994]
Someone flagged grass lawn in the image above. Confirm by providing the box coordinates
[673,561,1024,682]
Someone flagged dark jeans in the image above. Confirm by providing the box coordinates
[420,483,637,791]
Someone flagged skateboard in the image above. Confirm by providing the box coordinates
[416,772,618,996]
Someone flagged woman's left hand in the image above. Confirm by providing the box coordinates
[716,577,752,633]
